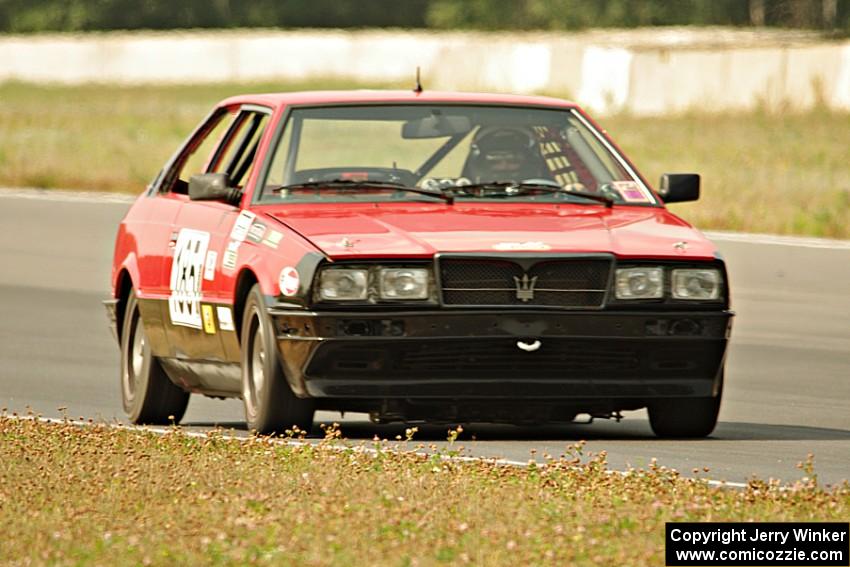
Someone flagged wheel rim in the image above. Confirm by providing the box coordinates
[245,309,266,415]
[123,314,145,403]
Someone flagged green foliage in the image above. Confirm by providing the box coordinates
[425,0,850,30]
[0,0,848,32]
[0,0,430,32]
[426,0,751,30]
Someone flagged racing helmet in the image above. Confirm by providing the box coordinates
[466,126,542,180]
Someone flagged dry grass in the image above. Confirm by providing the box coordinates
[0,417,847,566]
[1,81,849,237]
[0,80,405,192]
[601,108,850,238]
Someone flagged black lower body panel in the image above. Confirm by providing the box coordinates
[300,337,722,399]
[271,309,732,410]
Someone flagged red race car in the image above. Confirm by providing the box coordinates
[105,90,731,437]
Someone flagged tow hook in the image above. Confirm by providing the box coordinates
[516,339,541,352]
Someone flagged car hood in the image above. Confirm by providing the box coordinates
[263,203,717,260]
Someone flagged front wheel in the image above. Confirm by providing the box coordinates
[241,284,314,435]
[120,290,189,424]
[648,375,723,438]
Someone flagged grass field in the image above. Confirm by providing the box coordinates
[0,417,848,566]
[1,81,849,238]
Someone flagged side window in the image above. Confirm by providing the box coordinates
[160,107,239,195]
[210,111,269,189]
[263,118,295,190]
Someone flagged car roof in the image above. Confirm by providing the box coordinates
[219,90,578,110]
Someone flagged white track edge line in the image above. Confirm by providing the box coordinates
[0,187,137,204]
[703,231,850,250]
[5,414,750,489]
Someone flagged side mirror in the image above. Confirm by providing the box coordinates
[189,173,241,205]
[658,173,700,203]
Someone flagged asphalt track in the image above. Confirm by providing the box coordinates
[1,189,849,486]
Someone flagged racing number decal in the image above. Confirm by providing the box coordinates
[168,229,210,329]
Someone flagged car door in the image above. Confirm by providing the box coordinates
[164,106,272,369]
[126,107,239,355]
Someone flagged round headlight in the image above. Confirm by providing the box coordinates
[379,268,429,299]
[337,275,358,293]
[318,269,368,301]
[630,273,651,294]
[672,269,721,300]
[615,267,663,299]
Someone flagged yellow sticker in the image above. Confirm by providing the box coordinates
[201,304,216,335]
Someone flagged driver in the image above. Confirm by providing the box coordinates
[464,126,547,182]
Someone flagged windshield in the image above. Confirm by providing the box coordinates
[257,104,656,205]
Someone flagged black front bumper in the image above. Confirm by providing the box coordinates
[270,308,732,402]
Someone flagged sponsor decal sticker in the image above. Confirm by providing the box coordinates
[201,304,216,334]
[216,306,235,331]
[168,229,210,329]
[222,240,240,272]
[261,230,283,249]
[493,241,552,251]
[203,250,217,281]
[229,210,256,242]
[611,180,651,203]
[247,221,267,244]
[279,267,300,297]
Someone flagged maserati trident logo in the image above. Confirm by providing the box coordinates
[513,274,538,302]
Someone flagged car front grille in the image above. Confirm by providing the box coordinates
[394,339,638,378]
[439,256,612,308]
[304,337,726,384]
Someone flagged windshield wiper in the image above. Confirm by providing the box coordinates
[441,181,613,208]
[272,179,454,204]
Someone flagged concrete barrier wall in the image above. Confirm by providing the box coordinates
[1,28,849,115]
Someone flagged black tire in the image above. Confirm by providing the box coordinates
[241,284,314,434]
[120,290,189,424]
[648,373,723,438]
